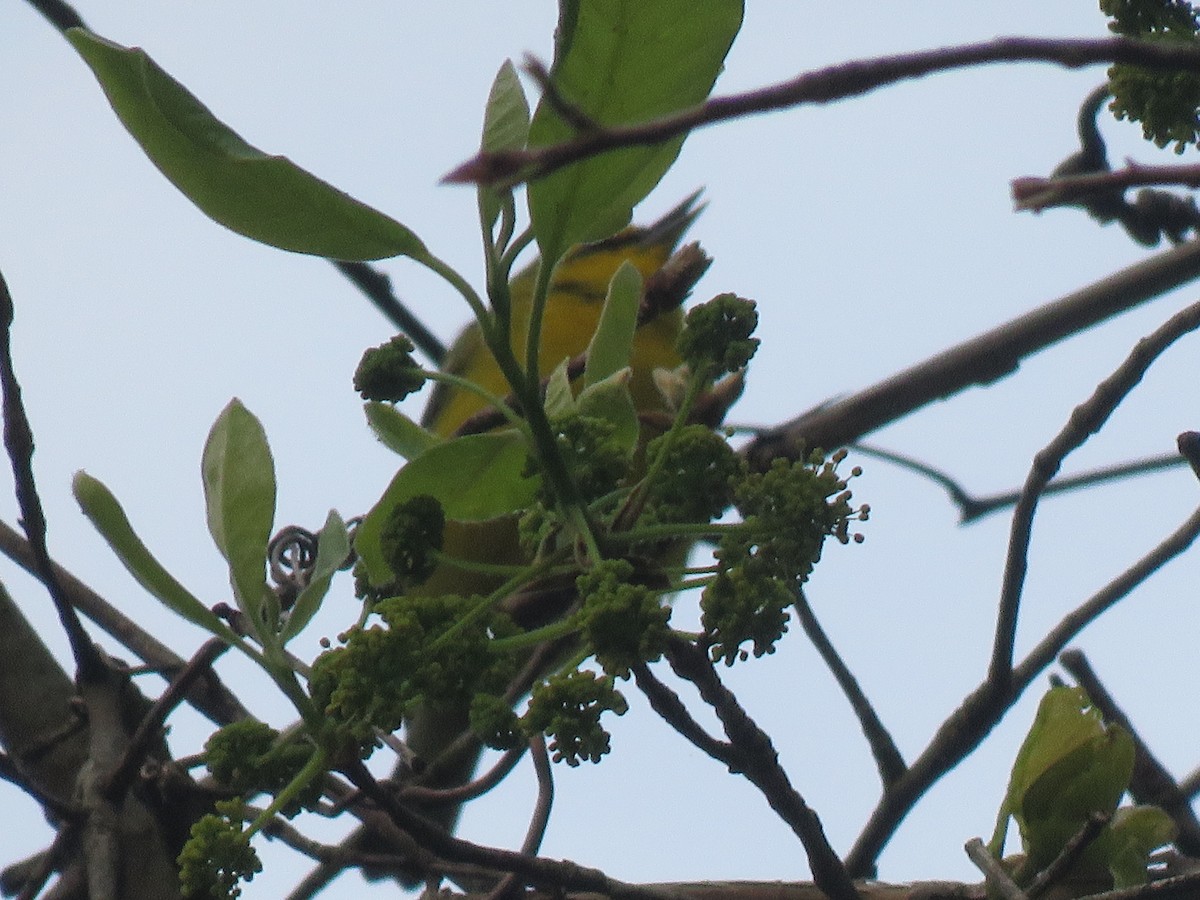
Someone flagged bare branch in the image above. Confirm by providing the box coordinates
[849,443,1186,524]
[664,638,861,900]
[447,37,1200,188]
[745,239,1200,469]
[964,837,1026,900]
[1013,164,1200,212]
[331,261,447,366]
[992,300,1200,684]
[632,661,736,767]
[846,501,1200,877]
[794,590,906,786]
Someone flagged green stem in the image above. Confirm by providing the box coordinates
[419,251,488,324]
[245,747,327,838]
[423,369,531,434]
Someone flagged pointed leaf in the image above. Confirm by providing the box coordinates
[544,357,577,419]
[528,0,742,265]
[73,471,237,642]
[578,368,638,454]
[202,400,276,631]
[281,510,349,642]
[357,431,538,586]
[585,260,641,387]
[479,60,531,231]
[67,28,425,261]
[365,401,441,460]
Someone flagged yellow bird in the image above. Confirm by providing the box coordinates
[398,194,707,857]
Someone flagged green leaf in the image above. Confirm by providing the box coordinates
[1100,806,1177,887]
[479,60,531,231]
[67,28,426,261]
[202,399,276,635]
[578,368,638,454]
[585,260,641,388]
[544,357,577,420]
[357,432,539,585]
[990,687,1135,868]
[364,401,441,460]
[73,471,237,643]
[281,510,349,643]
[527,0,743,265]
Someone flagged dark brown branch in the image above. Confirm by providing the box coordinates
[992,300,1200,685]
[1024,812,1109,899]
[447,37,1200,188]
[1014,164,1200,213]
[341,759,679,900]
[747,237,1200,469]
[331,261,447,366]
[0,270,103,680]
[665,638,860,900]
[101,639,229,802]
[399,745,526,807]
[794,590,905,786]
[632,661,736,767]
[0,519,250,726]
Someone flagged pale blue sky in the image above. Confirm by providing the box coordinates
[3,4,1199,897]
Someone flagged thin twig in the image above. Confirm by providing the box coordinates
[341,760,680,900]
[0,270,103,680]
[399,745,526,806]
[964,837,1026,900]
[331,261,447,365]
[992,300,1200,685]
[447,37,1200,187]
[522,736,554,857]
[0,518,251,726]
[794,590,905,786]
[1024,812,1109,899]
[849,444,1187,524]
[1014,163,1200,212]
[1060,649,1200,856]
[101,639,229,801]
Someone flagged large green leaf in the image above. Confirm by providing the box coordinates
[356,431,539,585]
[528,0,743,265]
[990,687,1134,866]
[202,400,276,636]
[67,28,426,261]
[73,471,238,642]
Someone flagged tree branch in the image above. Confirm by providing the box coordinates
[447,37,1200,188]
[794,590,906,786]
[745,238,1200,469]
[992,300,1200,685]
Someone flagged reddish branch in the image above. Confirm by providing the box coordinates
[447,37,1200,187]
